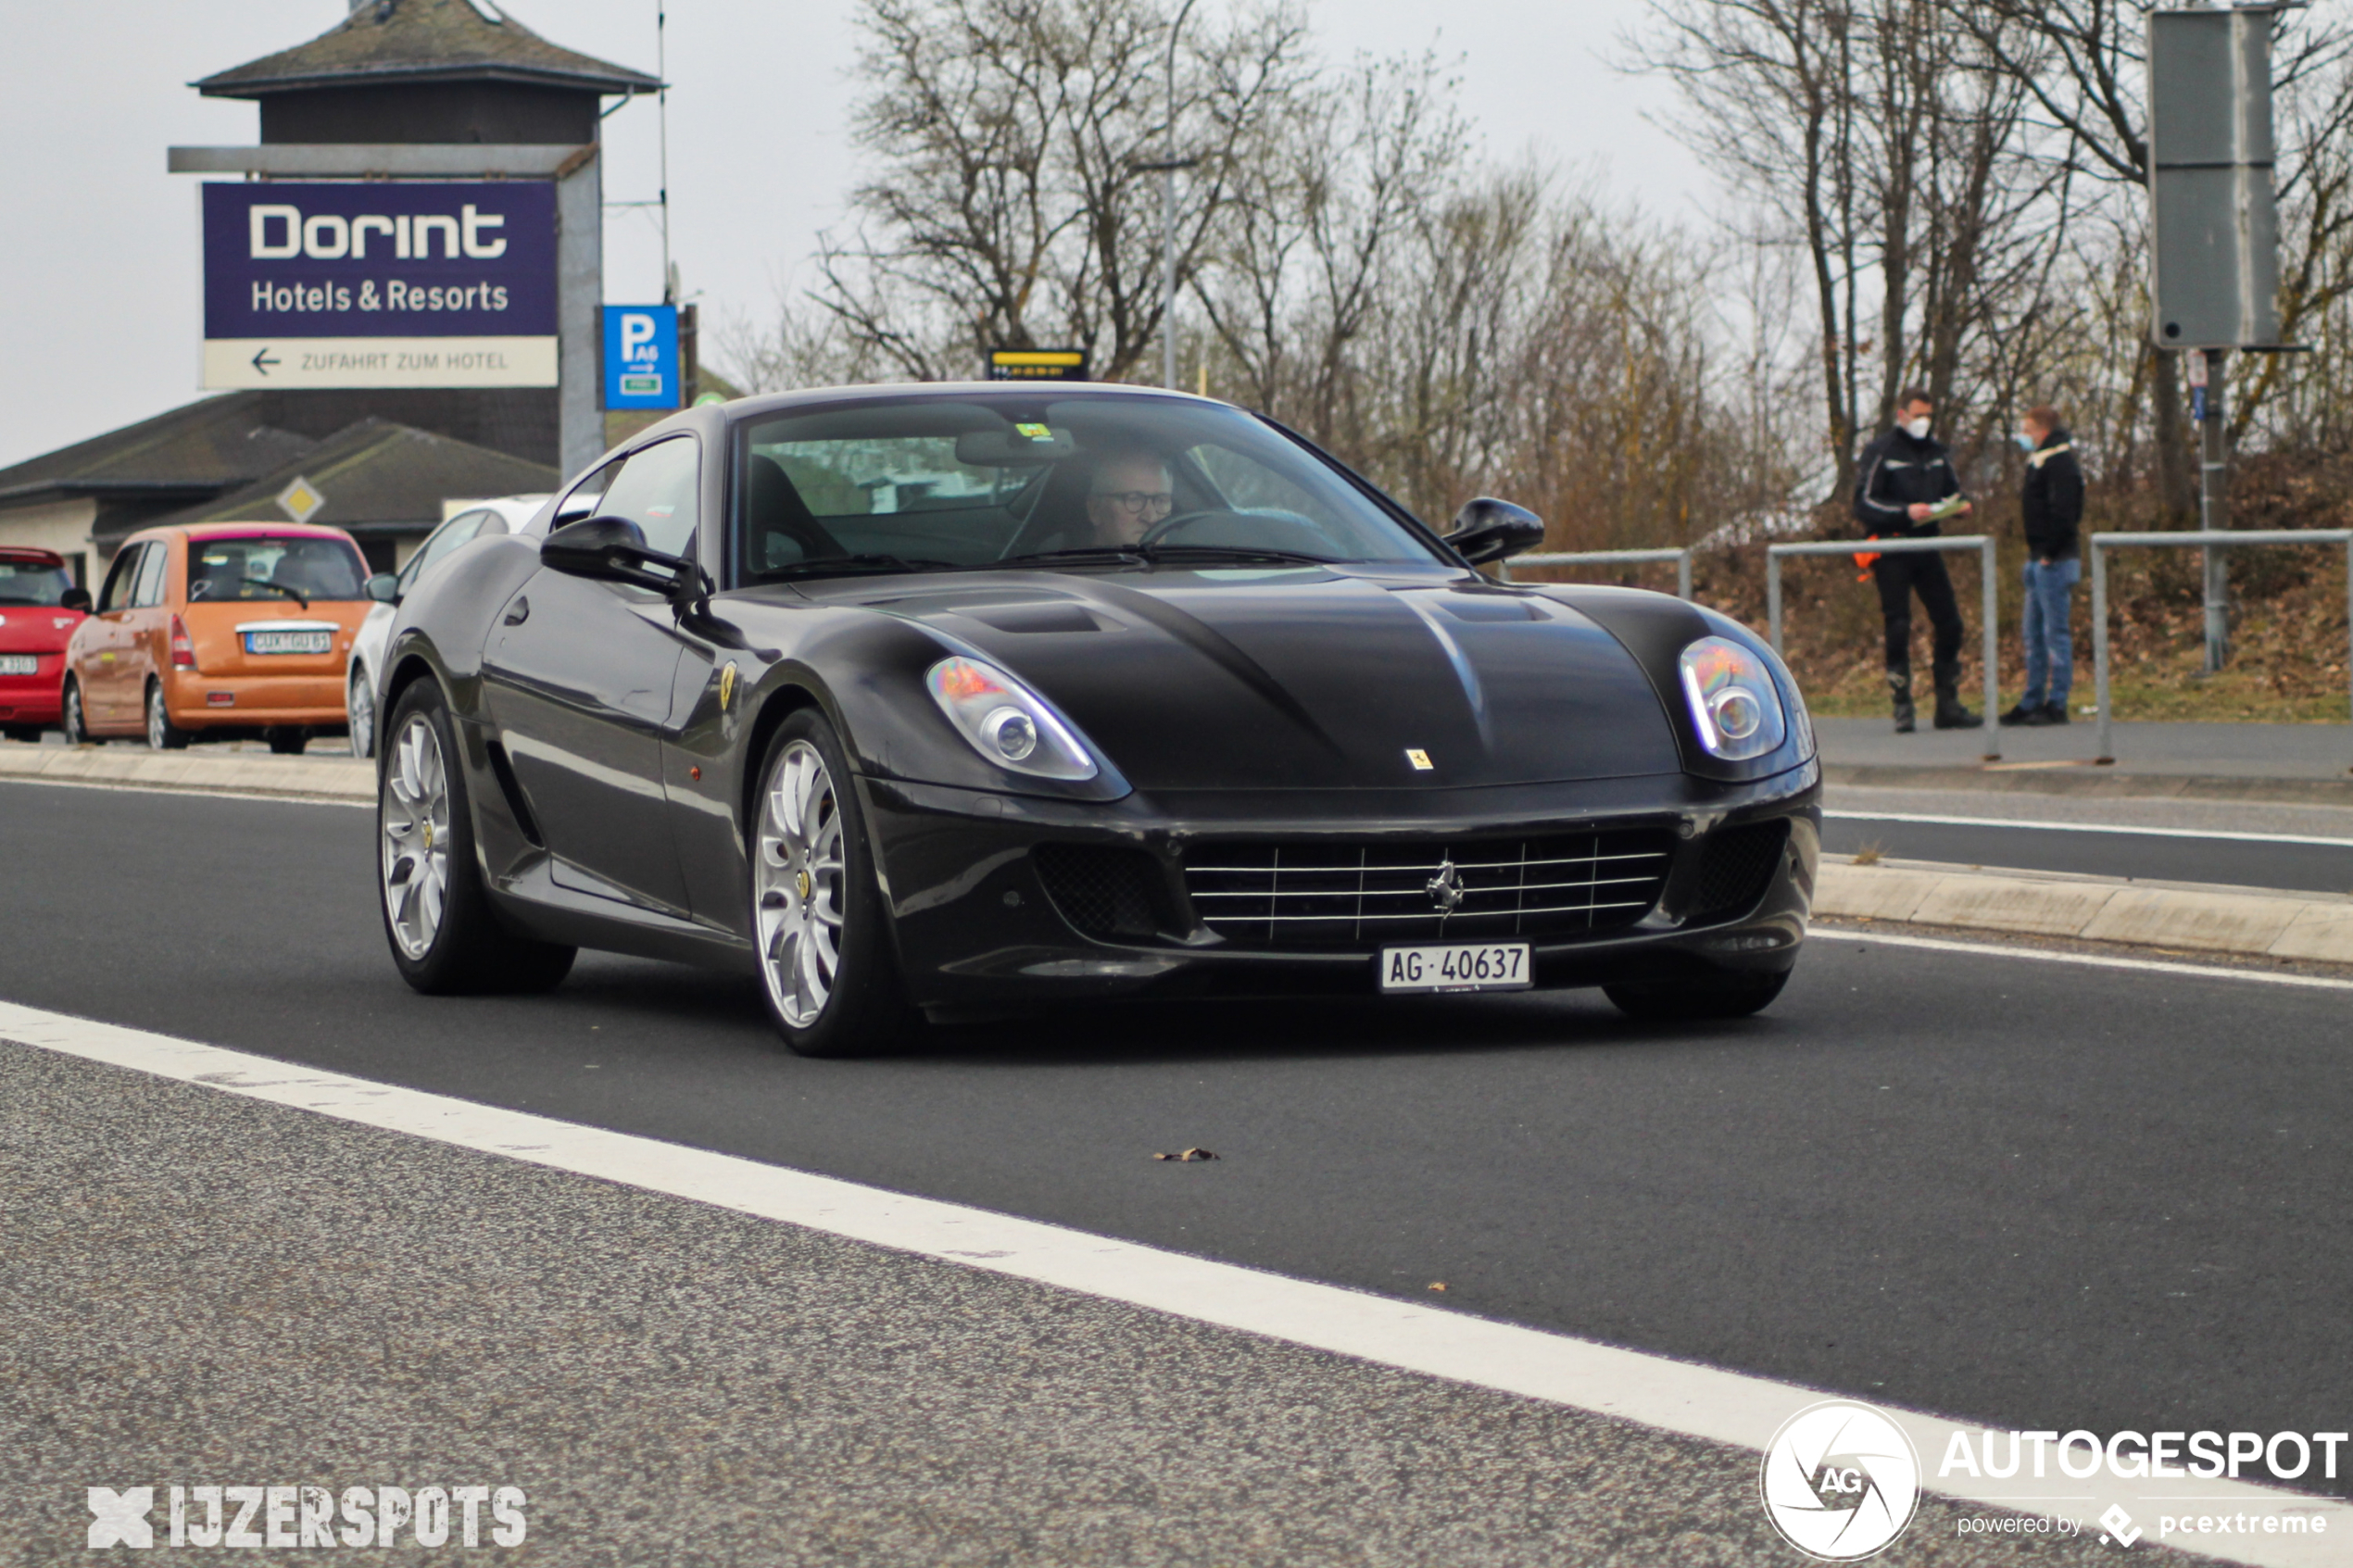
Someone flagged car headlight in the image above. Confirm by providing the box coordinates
[925,656,1100,781]
[1679,635,1789,761]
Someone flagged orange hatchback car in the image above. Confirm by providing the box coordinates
[62,523,374,753]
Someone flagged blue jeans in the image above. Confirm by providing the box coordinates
[2021,557,2079,709]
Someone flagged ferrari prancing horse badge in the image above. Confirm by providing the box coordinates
[720,660,738,711]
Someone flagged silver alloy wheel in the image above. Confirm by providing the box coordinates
[64,683,85,745]
[381,711,452,960]
[754,738,848,1027]
[145,684,169,750]
[348,667,376,759]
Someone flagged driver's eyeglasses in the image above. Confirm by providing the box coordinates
[1094,490,1176,519]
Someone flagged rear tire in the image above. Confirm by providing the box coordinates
[145,680,191,751]
[379,679,575,996]
[750,709,918,1058]
[347,664,377,759]
[266,726,308,756]
[60,679,93,746]
[1604,968,1790,1021]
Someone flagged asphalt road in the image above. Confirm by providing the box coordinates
[1818,810,2353,893]
[2,775,2348,1517]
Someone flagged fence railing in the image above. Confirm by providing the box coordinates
[1499,547,1693,600]
[2089,529,2353,766]
[1766,533,2002,760]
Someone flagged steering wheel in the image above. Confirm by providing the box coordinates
[1139,510,1231,547]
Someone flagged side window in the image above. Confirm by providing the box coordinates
[97,545,145,612]
[555,460,623,527]
[398,510,491,593]
[131,543,170,608]
[597,437,700,559]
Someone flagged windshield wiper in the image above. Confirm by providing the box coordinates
[244,578,310,609]
[763,554,959,581]
[988,546,1148,569]
[988,544,1333,571]
[1135,544,1334,567]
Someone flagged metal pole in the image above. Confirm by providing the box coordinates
[556,147,604,478]
[1162,0,1196,391]
[658,4,670,301]
[1677,550,1692,602]
[1767,550,1783,657]
[2201,346,2231,671]
[1981,536,2000,761]
[2345,539,2353,770]
[2093,540,2113,763]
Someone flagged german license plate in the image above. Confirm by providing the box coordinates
[0,655,36,675]
[1378,941,1532,994]
[245,631,332,656]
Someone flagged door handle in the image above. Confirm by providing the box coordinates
[503,596,531,626]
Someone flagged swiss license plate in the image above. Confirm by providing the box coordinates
[245,631,332,656]
[1378,941,1532,994]
[0,655,37,675]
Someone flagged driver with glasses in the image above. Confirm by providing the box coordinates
[1084,450,1176,546]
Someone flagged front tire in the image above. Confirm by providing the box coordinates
[1604,968,1790,1021]
[145,680,191,751]
[3,726,39,745]
[60,679,93,746]
[750,709,916,1057]
[347,664,377,759]
[266,726,308,756]
[379,680,575,995]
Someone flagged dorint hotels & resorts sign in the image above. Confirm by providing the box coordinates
[201,182,558,390]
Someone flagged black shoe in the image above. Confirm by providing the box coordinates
[2035,702,2070,725]
[1933,699,1983,730]
[1892,696,1916,734]
[1998,702,2041,727]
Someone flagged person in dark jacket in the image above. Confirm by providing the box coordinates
[2001,405,2084,726]
[1855,387,1980,731]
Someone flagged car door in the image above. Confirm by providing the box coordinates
[82,544,149,726]
[482,438,698,914]
[121,539,174,719]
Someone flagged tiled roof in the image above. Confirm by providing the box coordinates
[0,395,320,506]
[195,0,660,99]
[159,418,558,535]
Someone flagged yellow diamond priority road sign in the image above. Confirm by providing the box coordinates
[276,476,326,526]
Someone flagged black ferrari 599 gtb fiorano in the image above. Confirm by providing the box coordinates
[371,384,1819,1055]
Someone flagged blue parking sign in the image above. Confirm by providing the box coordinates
[603,305,680,409]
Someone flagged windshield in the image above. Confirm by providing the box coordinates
[734,395,1441,583]
[187,536,369,603]
[0,560,73,606]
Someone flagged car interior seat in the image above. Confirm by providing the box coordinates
[746,456,847,571]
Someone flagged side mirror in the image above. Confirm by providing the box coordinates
[1446,498,1546,567]
[58,587,92,613]
[541,517,696,596]
[364,573,401,605]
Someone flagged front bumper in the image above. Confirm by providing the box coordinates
[862,762,1822,1010]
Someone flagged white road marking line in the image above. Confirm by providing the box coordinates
[1827,809,2353,848]
[0,775,371,809]
[1831,928,2353,991]
[0,997,2342,1565]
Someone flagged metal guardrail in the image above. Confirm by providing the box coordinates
[2089,529,2353,766]
[1499,547,1693,600]
[1767,533,2002,760]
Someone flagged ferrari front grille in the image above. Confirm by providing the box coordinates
[1184,832,1675,950]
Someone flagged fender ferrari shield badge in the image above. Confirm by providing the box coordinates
[719,661,737,711]
[1405,748,1433,771]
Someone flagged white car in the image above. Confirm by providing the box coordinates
[347,495,547,758]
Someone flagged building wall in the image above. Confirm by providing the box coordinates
[0,497,100,589]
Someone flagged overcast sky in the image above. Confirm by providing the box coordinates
[0,1,1715,470]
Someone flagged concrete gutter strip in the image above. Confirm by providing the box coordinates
[0,743,371,801]
[1825,761,2353,807]
[1817,857,2353,965]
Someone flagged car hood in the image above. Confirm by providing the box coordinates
[819,568,1685,791]
[0,607,85,653]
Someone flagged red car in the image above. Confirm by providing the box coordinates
[0,547,92,742]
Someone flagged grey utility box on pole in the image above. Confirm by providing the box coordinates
[2148,5,2291,671]
[2149,6,2281,352]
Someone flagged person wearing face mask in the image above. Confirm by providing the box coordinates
[2000,405,2083,726]
[1855,388,1980,732]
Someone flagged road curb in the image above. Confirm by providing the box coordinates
[0,742,371,800]
[1824,760,2353,805]
[1817,856,2353,964]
